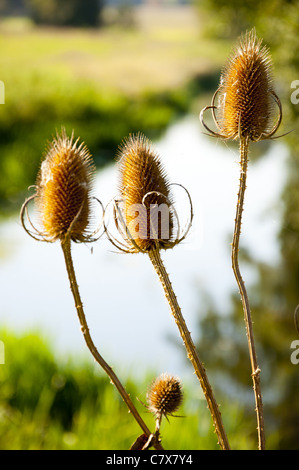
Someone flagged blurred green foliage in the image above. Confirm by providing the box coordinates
[0,75,189,211]
[26,0,101,27]
[197,0,298,40]
[0,330,257,450]
[0,15,206,213]
[0,6,234,214]
[0,0,102,27]
[0,330,141,449]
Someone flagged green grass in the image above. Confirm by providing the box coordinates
[0,7,229,95]
[0,329,261,450]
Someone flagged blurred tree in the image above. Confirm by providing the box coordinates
[25,0,102,27]
[0,0,27,15]
[196,0,298,39]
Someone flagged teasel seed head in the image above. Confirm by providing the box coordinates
[21,129,98,243]
[220,29,273,141]
[200,29,282,142]
[147,373,183,420]
[35,129,96,242]
[105,133,193,254]
[117,133,174,252]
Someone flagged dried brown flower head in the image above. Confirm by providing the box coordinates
[21,129,97,243]
[219,29,274,140]
[117,133,174,252]
[147,373,183,419]
[200,29,282,142]
[35,130,95,242]
[105,133,193,254]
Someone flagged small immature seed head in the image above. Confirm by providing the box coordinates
[218,29,274,141]
[35,129,95,242]
[147,373,183,419]
[117,133,174,252]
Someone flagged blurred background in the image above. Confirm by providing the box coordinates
[0,0,298,450]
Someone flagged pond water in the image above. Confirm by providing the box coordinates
[0,115,289,382]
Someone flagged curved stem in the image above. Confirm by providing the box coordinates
[61,236,163,450]
[148,247,230,450]
[231,137,265,450]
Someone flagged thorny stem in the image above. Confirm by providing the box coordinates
[61,236,164,450]
[231,136,265,450]
[148,247,230,450]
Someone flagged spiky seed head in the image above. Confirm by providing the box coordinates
[147,373,183,418]
[218,29,274,141]
[35,129,95,242]
[117,133,174,252]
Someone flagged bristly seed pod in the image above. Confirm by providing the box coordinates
[200,28,282,142]
[35,129,95,242]
[219,29,273,141]
[105,132,193,254]
[147,373,183,419]
[116,133,174,252]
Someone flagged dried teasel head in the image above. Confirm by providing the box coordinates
[200,29,282,142]
[21,129,102,243]
[117,133,173,252]
[147,373,183,423]
[105,133,193,254]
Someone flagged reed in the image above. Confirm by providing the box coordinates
[200,29,283,450]
[106,133,230,450]
[20,129,163,450]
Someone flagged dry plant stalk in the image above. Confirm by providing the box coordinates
[200,29,283,450]
[20,129,163,450]
[107,133,230,450]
